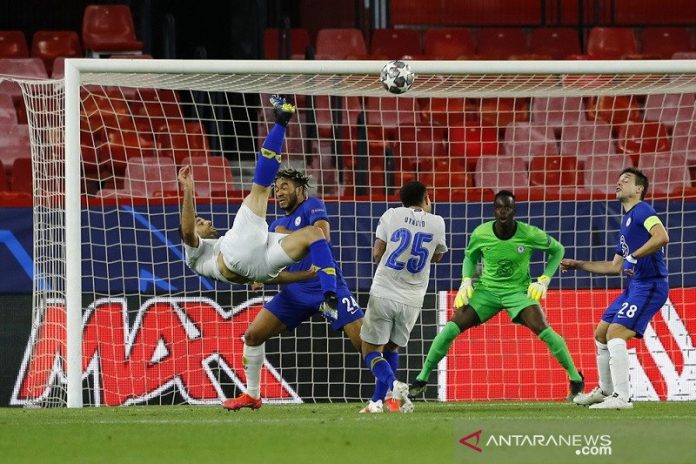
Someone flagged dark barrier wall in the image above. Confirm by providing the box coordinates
[1,200,694,295]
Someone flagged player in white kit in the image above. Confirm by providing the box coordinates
[179,95,339,315]
[359,181,448,413]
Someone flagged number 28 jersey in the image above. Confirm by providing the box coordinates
[370,207,448,307]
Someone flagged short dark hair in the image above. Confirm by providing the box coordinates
[275,167,311,191]
[621,167,649,200]
[400,181,427,207]
[495,190,516,204]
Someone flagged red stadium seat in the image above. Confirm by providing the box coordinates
[529,28,581,59]
[31,31,82,73]
[475,155,528,191]
[529,155,581,187]
[0,58,48,99]
[181,155,234,198]
[672,121,696,164]
[587,27,638,58]
[396,126,447,171]
[586,95,641,127]
[531,96,585,130]
[420,98,474,126]
[0,161,7,191]
[10,157,32,194]
[644,93,696,129]
[156,121,211,165]
[423,28,475,59]
[478,98,530,129]
[124,156,178,197]
[560,120,615,158]
[616,121,671,166]
[82,5,143,56]
[0,31,29,58]
[370,29,421,59]
[80,87,131,133]
[365,96,418,152]
[130,88,184,132]
[100,123,156,175]
[638,152,689,195]
[583,153,632,194]
[0,123,31,170]
[641,27,693,59]
[476,28,528,59]
[449,125,499,171]
[0,94,17,124]
[315,29,367,59]
[263,28,310,59]
[503,122,558,164]
[672,51,696,59]
[51,56,66,78]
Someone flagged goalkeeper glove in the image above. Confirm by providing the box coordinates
[270,94,296,127]
[527,275,551,302]
[454,278,474,308]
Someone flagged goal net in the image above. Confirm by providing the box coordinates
[10,59,696,407]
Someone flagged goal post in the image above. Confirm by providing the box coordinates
[13,58,696,408]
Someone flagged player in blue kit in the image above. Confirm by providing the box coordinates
[223,168,365,411]
[561,167,670,410]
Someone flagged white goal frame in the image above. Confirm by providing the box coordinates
[62,58,696,407]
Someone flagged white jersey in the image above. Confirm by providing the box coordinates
[184,237,229,282]
[183,204,294,283]
[370,206,447,306]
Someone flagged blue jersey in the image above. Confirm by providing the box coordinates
[615,201,668,281]
[269,196,348,295]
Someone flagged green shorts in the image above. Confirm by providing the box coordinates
[469,286,538,324]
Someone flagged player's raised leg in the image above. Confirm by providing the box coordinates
[243,94,296,218]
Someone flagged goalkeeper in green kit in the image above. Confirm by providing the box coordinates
[409,190,584,400]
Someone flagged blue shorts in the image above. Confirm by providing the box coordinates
[265,285,364,331]
[602,279,669,338]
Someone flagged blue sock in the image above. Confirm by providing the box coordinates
[371,379,388,402]
[365,351,396,391]
[253,123,285,187]
[308,239,336,295]
[372,350,399,401]
[384,350,399,374]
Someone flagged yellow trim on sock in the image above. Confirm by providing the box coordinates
[261,147,280,161]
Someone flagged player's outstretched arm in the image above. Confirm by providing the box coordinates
[178,165,198,248]
[560,254,623,275]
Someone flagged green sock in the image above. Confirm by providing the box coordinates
[538,327,582,381]
[416,321,461,382]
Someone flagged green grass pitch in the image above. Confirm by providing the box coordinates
[1,401,695,463]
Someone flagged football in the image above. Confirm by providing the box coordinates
[380,60,415,94]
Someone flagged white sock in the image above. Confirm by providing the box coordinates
[607,338,630,401]
[595,340,613,395]
[243,343,265,399]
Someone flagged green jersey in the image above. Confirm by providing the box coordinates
[462,220,564,292]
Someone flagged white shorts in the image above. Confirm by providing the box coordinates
[360,295,422,347]
[219,204,295,282]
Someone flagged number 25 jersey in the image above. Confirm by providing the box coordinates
[370,206,448,307]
